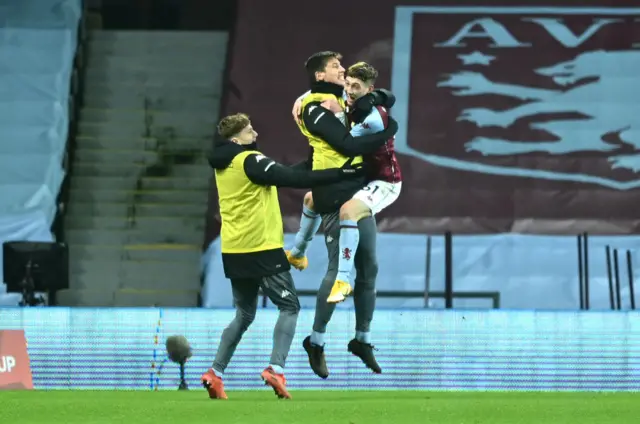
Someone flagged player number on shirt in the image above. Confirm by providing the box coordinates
[363,185,380,195]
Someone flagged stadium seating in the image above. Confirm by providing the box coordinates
[0,0,83,304]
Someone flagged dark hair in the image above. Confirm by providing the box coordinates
[346,62,378,85]
[217,113,250,140]
[304,51,342,83]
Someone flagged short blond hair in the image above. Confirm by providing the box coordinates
[346,62,378,85]
[217,113,250,140]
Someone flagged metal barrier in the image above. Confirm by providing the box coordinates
[578,231,637,311]
[287,289,501,309]
[605,245,637,310]
[260,231,500,309]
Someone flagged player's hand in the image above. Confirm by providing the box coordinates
[373,88,395,108]
[351,94,375,123]
[292,98,303,125]
[321,98,343,114]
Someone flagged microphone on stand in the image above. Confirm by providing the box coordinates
[165,335,192,390]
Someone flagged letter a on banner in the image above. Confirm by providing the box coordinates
[0,330,34,390]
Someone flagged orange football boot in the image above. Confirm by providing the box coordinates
[201,369,228,399]
[260,366,292,399]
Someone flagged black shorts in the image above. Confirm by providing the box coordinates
[222,248,291,279]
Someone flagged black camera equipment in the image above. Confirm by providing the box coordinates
[2,241,69,307]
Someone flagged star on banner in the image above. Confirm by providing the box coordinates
[457,51,496,66]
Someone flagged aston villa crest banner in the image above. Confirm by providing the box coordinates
[220,2,640,235]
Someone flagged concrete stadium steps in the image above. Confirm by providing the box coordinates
[83,30,226,110]
[66,202,207,217]
[84,68,223,87]
[70,176,211,191]
[65,229,202,245]
[85,55,225,73]
[81,85,221,110]
[87,30,228,55]
[56,288,199,307]
[71,162,210,178]
[78,109,217,132]
[77,121,215,139]
[75,135,160,150]
[75,129,210,152]
[68,244,201,263]
[68,189,207,204]
[71,162,148,177]
[62,29,227,306]
[73,148,161,164]
[70,260,200,290]
[65,216,205,232]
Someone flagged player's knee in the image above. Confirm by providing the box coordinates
[369,260,379,280]
[281,296,301,314]
[339,202,357,221]
[237,309,256,330]
[303,192,314,209]
[339,207,351,221]
[340,200,370,221]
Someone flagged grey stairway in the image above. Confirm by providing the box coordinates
[58,30,228,306]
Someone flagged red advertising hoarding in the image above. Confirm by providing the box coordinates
[0,330,33,390]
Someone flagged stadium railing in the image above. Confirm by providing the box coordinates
[258,232,501,309]
[260,288,501,309]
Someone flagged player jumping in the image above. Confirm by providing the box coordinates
[201,113,364,400]
[291,53,399,378]
[287,62,402,303]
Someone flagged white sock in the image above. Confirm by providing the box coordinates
[269,364,284,374]
[310,331,325,346]
[356,331,371,344]
[212,367,224,377]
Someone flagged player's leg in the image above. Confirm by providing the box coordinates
[202,278,259,399]
[350,216,382,373]
[286,192,321,270]
[212,278,259,373]
[328,181,401,303]
[259,271,301,399]
[303,210,340,379]
[327,198,371,302]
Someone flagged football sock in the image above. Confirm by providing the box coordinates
[336,219,359,282]
[353,217,377,337]
[269,364,284,374]
[310,331,325,346]
[290,205,321,258]
[212,367,224,376]
[356,331,371,344]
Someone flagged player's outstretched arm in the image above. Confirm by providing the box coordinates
[302,102,398,156]
[288,148,313,171]
[243,153,363,189]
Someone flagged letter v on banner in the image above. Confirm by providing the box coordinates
[0,330,34,390]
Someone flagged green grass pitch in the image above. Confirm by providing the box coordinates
[1,390,638,423]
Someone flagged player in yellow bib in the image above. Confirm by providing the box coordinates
[200,113,363,400]
[290,51,398,379]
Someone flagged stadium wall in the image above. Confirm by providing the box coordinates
[1,307,639,391]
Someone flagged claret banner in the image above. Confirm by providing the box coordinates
[216,1,640,236]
